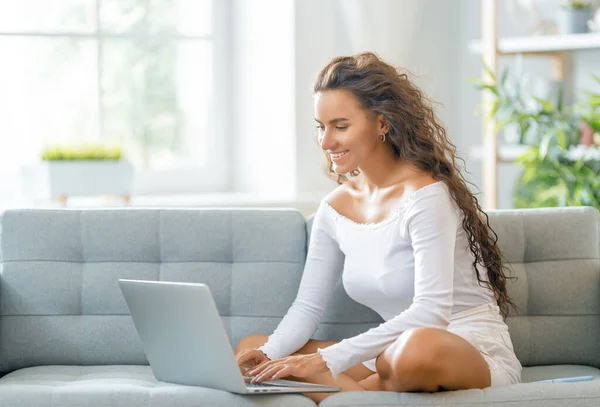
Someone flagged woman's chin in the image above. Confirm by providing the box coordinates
[332,163,346,174]
[332,164,357,176]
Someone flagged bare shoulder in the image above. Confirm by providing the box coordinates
[323,180,358,213]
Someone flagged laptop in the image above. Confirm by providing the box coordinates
[118,279,341,394]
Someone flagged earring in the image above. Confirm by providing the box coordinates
[380,133,387,143]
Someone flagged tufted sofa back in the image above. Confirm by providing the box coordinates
[0,206,598,374]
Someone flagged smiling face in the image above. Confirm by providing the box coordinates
[314,89,385,174]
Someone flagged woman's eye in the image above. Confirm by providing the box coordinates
[315,125,347,131]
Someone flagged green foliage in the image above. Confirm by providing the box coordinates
[470,65,579,146]
[472,66,600,211]
[513,146,600,209]
[560,1,591,9]
[578,73,600,133]
[41,143,123,161]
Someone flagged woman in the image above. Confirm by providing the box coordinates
[234,51,522,402]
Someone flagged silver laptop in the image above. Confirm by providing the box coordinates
[118,279,341,394]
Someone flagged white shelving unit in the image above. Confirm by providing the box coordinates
[471,0,600,209]
[469,32,600,55]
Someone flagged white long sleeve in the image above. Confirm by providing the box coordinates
[259,181,496,379]
[316,185,458,378]
[257,200,344,360]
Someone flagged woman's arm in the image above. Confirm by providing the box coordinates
[257,200,344,360]
[316,188,459,379]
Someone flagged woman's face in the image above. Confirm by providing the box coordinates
[313,89,383,174]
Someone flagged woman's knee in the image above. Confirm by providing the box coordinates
[378,327,445,379]
[235,334,269,354]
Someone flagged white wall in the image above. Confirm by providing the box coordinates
[9,1,596,211]
[293,0,461,198]
[230,0,296,197]
[230,0,463,208]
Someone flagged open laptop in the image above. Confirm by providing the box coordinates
[118,279,341,394]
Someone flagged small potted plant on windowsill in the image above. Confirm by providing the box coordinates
[557,0,593,34]
[20,142,134,206]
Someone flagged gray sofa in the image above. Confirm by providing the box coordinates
[0,205,598,407]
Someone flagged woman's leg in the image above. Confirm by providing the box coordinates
[365,327,491,393]
[235,334,376,403]
[236,327,492,397]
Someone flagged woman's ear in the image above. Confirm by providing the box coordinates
[377,113,390,134]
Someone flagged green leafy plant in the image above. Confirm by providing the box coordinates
[473,66,600,211]
[578,73,600,133]
[471,65,579,146]
[561,1,591,9]
[41,143,123,161]
[514,145,600,209]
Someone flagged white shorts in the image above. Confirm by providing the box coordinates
[361,302,522,388]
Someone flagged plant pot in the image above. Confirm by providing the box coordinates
[20,160,134,203]
[557,7,592,34]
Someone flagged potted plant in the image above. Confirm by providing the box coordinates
[471,65,578,146]
[557,1,593,34]
[474,67,600,211]
[513,142,600,210]
[20,142,134,206]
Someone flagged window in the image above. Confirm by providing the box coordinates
[0,0,229,194]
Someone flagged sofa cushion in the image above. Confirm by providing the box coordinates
[2,365,598,407]
[0,208,311,373]
[521,365,600,382]
[319,366,600,407]
[486,207,600,369]
[0,365,316,407]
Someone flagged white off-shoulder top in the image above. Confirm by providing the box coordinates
[258,181,496,379]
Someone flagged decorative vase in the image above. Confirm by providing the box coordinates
[557,6,592,34]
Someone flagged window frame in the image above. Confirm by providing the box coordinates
[0,0,231,195]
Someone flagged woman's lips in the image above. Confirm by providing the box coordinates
[330,150,349,162]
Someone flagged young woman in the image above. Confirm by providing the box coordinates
[234,51,522,402]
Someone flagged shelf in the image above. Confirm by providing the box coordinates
[468,144,530,163]
[469,32,600,55]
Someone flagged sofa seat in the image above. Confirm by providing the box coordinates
[320,366,600,407]
[1,365,599,407]
[0,365,315,407]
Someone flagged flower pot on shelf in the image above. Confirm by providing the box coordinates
[20,160,134,206]
[557,6,592,34]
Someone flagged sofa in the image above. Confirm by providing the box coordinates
[0,205,598,407]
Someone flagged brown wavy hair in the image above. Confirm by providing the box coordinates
[313,51,517,319]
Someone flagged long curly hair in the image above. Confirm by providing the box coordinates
[313,51,517,319]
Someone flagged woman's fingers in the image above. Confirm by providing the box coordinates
[251,364,284,383]
[271,364,292,381]
[250,360,295,383]
[236,349,269,368]
[236,349,258,366]
[236,351,270,378]
[247,360,270,376]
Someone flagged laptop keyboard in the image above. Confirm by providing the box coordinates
[247,382,282,388]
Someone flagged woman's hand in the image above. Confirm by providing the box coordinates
[235,348,271,376]
[246,352,329,383]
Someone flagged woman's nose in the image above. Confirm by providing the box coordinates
[319,129,334,151]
